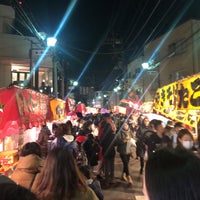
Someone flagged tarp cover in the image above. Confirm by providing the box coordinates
[0,86,50,139]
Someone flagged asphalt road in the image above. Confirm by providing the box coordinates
[99,152,145,200]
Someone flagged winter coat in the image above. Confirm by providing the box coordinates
[99,122,116,158]
[116,128,133,155]
[11,154,43,189]
[83,136,100,166]
[135,126,149,157]
[51,135,78,158]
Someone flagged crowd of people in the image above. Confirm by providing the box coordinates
[0,111,200,200]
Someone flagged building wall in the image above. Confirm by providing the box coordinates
[0,4,15,33]
[0,64,11,87]
[127,19,200,102]
[0,4,53,89]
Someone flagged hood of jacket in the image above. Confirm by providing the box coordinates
[63,134,74,142]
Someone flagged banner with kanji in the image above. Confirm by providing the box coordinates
[153,73,200,128]
[0,86,50,139]
[15,88,49,129]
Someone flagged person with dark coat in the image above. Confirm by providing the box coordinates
[99,121,116,188]
[115,122,134,185]
[83,133,100,169]
[136,117,150,174]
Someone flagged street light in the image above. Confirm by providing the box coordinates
[141,62,149,69]
[47,37,57,97]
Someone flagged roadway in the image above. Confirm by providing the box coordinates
[97,152,145,200]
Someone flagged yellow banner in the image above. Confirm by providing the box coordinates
[50,98,66,120]
[153,73,200,128]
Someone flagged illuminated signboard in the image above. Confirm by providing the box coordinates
[153,73,200,128]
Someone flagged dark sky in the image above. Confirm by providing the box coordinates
[12,0,200,90]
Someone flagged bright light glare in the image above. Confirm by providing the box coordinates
[142,62,149,69]
[73,81,78,86]
[47,37,57,47]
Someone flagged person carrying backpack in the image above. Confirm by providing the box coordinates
[51,123,78,158]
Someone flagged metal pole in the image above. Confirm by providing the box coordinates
[53,51,58,97]
[29,41,33,88]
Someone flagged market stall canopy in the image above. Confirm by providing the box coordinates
[143,113,169,125]
[0,86,50,139]
[153,73,200,128]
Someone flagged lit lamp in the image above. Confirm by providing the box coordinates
[47,37,57,97]
[142,62,149,69]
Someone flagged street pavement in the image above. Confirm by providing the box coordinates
[98,152,145,200]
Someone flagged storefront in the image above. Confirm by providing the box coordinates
[0,86,50,174]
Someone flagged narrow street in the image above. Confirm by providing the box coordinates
[101,152,145,200]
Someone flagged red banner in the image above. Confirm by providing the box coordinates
[0,86,50,139]
[0,87,20,139]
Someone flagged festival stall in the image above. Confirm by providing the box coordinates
[114,99,142,116]
[49,98,66,122]
[0,86,50,174]
[153,73,200,138]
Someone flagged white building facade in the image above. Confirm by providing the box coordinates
[0,4,53,90]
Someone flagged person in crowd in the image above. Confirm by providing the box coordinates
[116,122,134,185]
[83,133,100,170]
[136,117,150,174]
[176,128,195,151]
[163,123,174,147]
[36,124,51,158]
[145,120,171,159]
[75,121,92,147]
[79,120,94,136]
[0,183,37,200]
[96,113,116,181]
[99,120,116,188]
[143,148,200,200]
[141,119,159,148]
[79,165,104,200]
[66,120,76,137]
[50,123,78,158]
[172,121,185,148]
[11,142,43,189]
[32,147,98,200]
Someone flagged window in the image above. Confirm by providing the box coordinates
[11,72,30,85]
[168,38,187,56]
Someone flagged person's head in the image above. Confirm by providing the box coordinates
[154,120,165,136]
[0,183,37,200]
[20,142,41,157]
[66,120,73,130]
[34,147,87,200]
[122,122,129,131]
[166,120,174,128]
[142,117,150,127]
[149,119,158,131]
[55,123,71,137]
[177,128,194,150]
[144,148,200,200]
[163,125,174,138]
[174,122,185,134]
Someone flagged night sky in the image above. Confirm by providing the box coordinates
[11,0,200,90]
